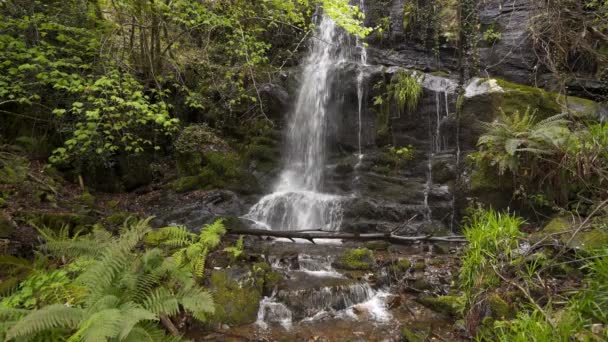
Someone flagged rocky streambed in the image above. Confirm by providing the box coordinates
[192,238,465,342]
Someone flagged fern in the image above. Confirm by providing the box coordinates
[198,219,226,248]
[4,217,215,340]
[143,287,180,317]
[223,236,244,261]
[5,304,82,340]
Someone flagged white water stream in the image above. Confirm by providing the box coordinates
[245,14,348,231]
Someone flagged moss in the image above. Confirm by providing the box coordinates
[171,152,258,194]
[364,240,390,251]
[208,270,261,325]
[470,78,601,122]
[170,175,203,193]
[79,192,96,207]
[430,70,450,77]
[540,216,608,249]
[390,258,412,275]
[413,259,426,272]
[252,262,283,294]
[106,211,134,227]
[417,295,463,317]
[401,325,430,342]
[0,196,6,208]
[337,248,375,271]
[488,293,513,319]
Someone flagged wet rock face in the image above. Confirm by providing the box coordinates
[146,190,244,232]
[478,0,539,85]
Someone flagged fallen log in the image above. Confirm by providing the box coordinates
[226,227,466,244]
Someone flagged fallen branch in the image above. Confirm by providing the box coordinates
[226,227,466,245]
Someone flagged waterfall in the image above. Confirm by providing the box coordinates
[355,0,367,166]
[245,14,347,231]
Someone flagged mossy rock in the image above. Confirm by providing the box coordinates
[252,261,283,294]
[106,211,136,227]
[78,192,96,208]
[417,295,463,317]
[488,293,513,319]
[413,259,426,272]
[461,78,605,150]
[336,248,375,271]
[208,270,262,325]
[538,216,608,250]
[170,152,259,194]
[401,324,431,342]
[364,240,390,251]
[390,258,412,275]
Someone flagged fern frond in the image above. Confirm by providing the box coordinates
[192,248,207,279]
[198,219,225,248]
[123,322,182,342]
[67,308,122,342]
[0,255,34,272]
[117,303,158,340]
[85,295,120,315]
[177,287,214,322]
[143,287,180,317]
[153,226,193,248]
[5,304,82,340]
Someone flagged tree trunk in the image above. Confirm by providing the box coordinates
[225,227,466,244]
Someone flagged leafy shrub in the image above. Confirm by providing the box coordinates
[473,108,608,209]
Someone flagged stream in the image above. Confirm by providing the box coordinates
[223,240,463,341]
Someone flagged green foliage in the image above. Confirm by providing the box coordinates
[389,70,423,114]
[223,236,244,262]
[388,145,416,167]
[460,209,523,297]
[472,107,608,208]
[1,218,215,341]
[473,109,570,175]
[1,270,84,310]
[321,0,372,38]
[208,270,261,325]
[49,70,178,165]
[338,248,375,270]
[483,27,502,44]
[149,220,226,279]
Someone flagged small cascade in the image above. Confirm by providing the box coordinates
[256,295,293,330]
[270,253,344,278]
[247,191,344,231]
[255,248,393,329]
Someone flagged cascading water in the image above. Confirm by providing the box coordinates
[245,14,347,231]
[355,0,368,166]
